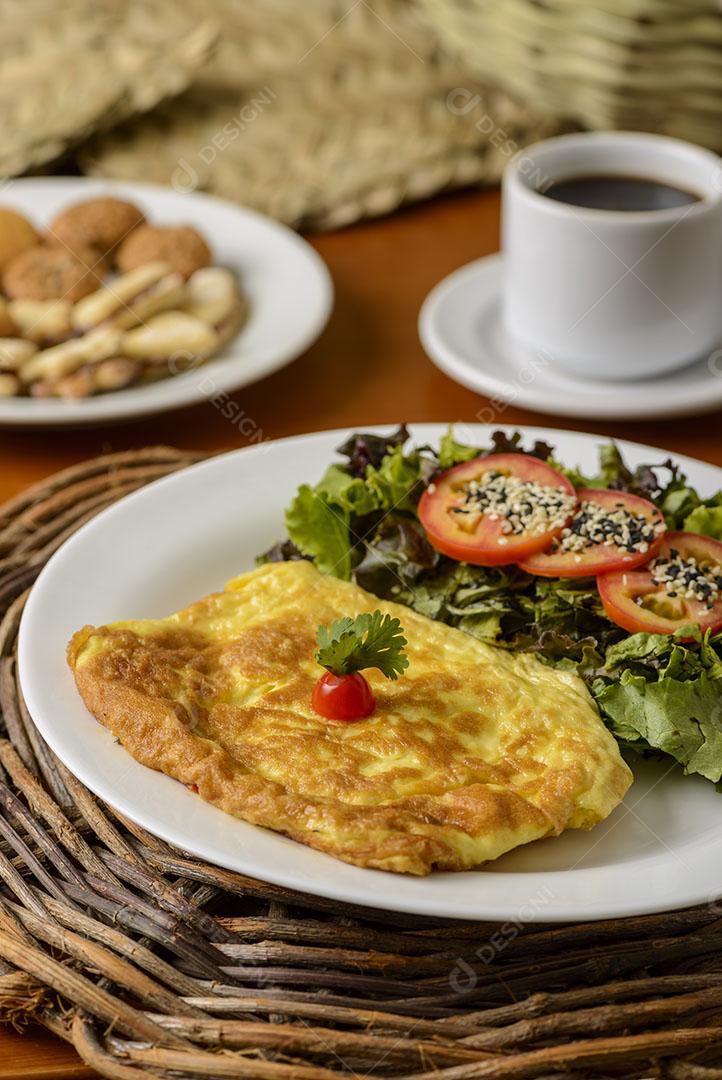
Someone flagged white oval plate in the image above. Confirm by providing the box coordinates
[0,178,332,427]
[419,254,722,421]
[18,424,722,921]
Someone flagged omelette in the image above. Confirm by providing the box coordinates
[68,560,632,875]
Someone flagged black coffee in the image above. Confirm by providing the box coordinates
[542,174,701,212]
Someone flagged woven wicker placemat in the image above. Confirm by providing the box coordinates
[81,0,564,230]
[3,448,722,1078]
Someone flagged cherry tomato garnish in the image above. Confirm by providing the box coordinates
[598,531,722,638]
[519,489,666,578]
[312,671,375,721]
[418,453,577,566]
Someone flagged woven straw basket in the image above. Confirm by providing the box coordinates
[416,0,722,151]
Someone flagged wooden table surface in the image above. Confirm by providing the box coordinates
[3,186,722,1078]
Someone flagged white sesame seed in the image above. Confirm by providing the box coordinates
[651,551,722,610]
[458,471,576,537]
[555,500,661,555]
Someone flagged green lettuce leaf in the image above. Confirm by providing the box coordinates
[335,425,409,477]
[315,464,381,518]
[597,670,722,782]
[437,427,555,470]
[700,632,722,679]
[660,485,701,528]
[365,445,430,513]
[556,443,630,490]
[557,441,678,501]
[682,501,722,539]
[285,485,352,579]
[277,430,437,581]
[532,633,603,674]
[602,627,722,681]
[438,428,479,469]
[604,632,675,670]
[456,610,506,642]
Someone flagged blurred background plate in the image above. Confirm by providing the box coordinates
[0,177,333,427]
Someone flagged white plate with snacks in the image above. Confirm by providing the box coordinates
[0,178,332,427]
[19,424,722,920]
[419,254,722,421]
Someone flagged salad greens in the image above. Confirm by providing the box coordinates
[595,627,722,783]
[259,426,722,785]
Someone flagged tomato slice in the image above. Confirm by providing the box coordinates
[519,489,666,578]
[598,531,722,637]
[418,453,577,566]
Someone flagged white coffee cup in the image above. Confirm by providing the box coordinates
[501,131,722,380]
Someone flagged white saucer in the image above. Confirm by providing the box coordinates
[418,253,722,421]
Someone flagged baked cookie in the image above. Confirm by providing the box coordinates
[0,207,39,272]
[30,357,139,399]
[8,299,71,344]
[184,266,246,345]
[3,245,106,302]
[0,373,19,397]
[121,310,219,362]
[49,197,145,263]
[71,261,184,333]
[0,338,37,372]
[116,224,211,279]
[0,298,17,337]
[19,326,121,385]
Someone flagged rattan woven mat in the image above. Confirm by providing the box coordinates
[81,0,564,230]
[2,448,722,1079]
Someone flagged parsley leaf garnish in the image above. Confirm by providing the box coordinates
[315,611,409,679]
